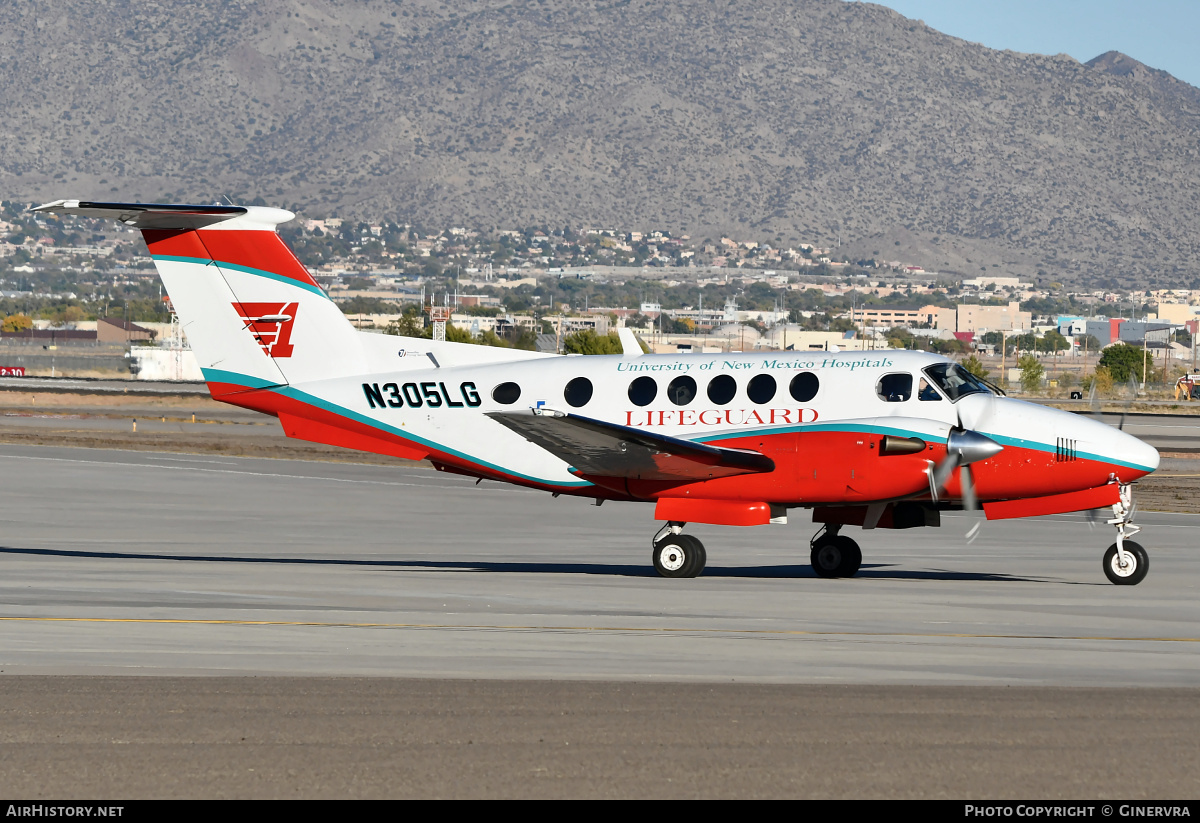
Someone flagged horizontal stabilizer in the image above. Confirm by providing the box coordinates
[31,200,292,231]
[487,410,774,481]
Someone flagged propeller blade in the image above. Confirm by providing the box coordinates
[961,464,983,544]
[930,451,961,495]
[1120,373,1139,431]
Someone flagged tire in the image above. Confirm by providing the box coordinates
[811,536,862,578]
[653,536,699,579]
[835,536,862,578]
[679,535,707,578]
[1103,541,1149,586]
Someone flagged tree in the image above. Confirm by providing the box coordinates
[961,354,989,379]
[383,307,426,338]
[885,326,914,349]
[1018,353,1044,393]
[1037,329,1069,353]
[1098,343,1144,383]
[1,314,32,332]
[563,329,624,355]
[1083,365,1114,396]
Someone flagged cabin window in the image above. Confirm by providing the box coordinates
[707,374,737,405]
[628,376,657,407]
[564,377,593,407]
[876,373,912,402]
[747,374,777,404]
[918,378,942,401]
[492,382,521,405]
[789,372,819,403]
[667,375,698,406]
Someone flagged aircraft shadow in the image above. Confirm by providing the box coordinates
[0,546,1046,583]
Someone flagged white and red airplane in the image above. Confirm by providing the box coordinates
[33,201,1161,584]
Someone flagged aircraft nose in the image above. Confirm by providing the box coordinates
[1120,430,1160,477]
[1090,426,1159,479]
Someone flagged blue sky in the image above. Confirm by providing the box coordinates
[870,1,1200,89]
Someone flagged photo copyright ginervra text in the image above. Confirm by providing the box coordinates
[966,807,1191,818]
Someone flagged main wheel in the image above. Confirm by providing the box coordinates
[811,536,862,578]
[653,535,705,578]
[1103,541,1149,586]
[679,535,707,577]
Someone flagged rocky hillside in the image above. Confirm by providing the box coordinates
[2,0,1199,286]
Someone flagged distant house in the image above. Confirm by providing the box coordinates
[97,318,156,344]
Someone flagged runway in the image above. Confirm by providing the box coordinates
[0,443,1197,685]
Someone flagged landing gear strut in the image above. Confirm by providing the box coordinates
[810,524,862,579]
[651,521,707,578]
[1103,483,1149,586]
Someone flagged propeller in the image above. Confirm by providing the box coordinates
[927,384,1004,542]
[927,427,1003,543]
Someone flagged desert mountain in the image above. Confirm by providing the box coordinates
[2,0,1199,286]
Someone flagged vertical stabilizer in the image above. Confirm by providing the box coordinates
[31,201,369,397]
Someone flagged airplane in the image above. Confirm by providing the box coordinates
[32,200,1161,585]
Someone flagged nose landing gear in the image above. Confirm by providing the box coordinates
[810,524,862,578]
[1103,483,1149,586]
[651,521,707,578]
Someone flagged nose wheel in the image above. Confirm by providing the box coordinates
[651,522,707,578]
[1103,482,1149,586]
[1103,540,1148,586]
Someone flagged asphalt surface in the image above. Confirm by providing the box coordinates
[1112,413,1200,452]
[0,443,1196,684]
[3,678,1199,799]
[2,443,1199,798]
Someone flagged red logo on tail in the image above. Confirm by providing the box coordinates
[232,302,299,358]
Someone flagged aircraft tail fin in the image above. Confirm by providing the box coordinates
[32,200,370,396]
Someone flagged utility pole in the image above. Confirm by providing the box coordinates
[1142,342,1148,393]
[1001,329,1009,388]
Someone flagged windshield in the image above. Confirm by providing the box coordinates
[923,363,993,402]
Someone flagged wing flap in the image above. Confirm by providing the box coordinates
[488,410,774,481]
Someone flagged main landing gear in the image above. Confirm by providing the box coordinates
[652,522,707,578]
[809,524,862,578]
[1103,483,1149,586]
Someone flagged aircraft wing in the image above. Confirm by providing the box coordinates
[487,410,774,481]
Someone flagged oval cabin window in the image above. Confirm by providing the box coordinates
[667,375,698,406]
[789,372,819,403]
[492,382,521,405]
[564,377,594,408]
[707,374,737,405]
[747,374,777,405]
[628,376,657,407]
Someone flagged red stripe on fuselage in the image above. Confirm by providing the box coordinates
[143,228,322,291]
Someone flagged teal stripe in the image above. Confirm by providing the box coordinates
[696,422,1155,473]
[151,254,329,299]
[208,371,591,489]
[697,421,933,444]
[982,431,1154,474]
[200,368,283,390]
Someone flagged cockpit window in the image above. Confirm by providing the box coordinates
[923,363,993,402]
[876,373,912,402]
[918,378,942,401]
